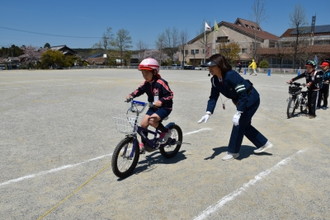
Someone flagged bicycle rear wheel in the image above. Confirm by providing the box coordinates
[111,137,140,178]
[159,124,183,158]
[287,97,298,118]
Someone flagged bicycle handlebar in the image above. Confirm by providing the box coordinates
[132,100,147,106]
[126,99,152,114]
[289,82,306,87]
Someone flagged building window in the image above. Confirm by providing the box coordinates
[269,41,276,48]
[190,49,199,55]
[281,41,292,47]
[216,36,229,43]
[241,48,248,53]
[315,40,330,45]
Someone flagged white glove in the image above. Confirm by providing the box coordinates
[198,111,211,123]
[232,111,242,126]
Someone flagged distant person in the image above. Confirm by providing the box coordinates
[317,60,330,109]
[237,62,242,73]
[197,54,273,161]
[248,59,257,76]
[287,60,323,118]
[126,58,174,151]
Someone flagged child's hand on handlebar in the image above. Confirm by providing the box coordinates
[125,95,133,102]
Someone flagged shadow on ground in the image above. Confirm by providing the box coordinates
[116,150,187,180]
[204,145,272,160]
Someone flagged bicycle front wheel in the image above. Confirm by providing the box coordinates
[287,97,298,118]
[159,124,183,158]
[111,137,140,178]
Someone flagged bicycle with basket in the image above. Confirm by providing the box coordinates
[287,82,308,118]
[111,99,183,178]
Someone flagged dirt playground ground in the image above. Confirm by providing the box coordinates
[0,69,329,220]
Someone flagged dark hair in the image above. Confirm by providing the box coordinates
[208,54,232,73]
[152,69,161,80]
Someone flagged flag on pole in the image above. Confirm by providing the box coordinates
[214,21,219,32]
[204,22,211,32]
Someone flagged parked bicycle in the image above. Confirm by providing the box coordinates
[287,82,308,118]
[111,99,183,178]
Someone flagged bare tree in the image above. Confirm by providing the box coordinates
[251,0,266,61]
[156,33,166,64]
[155,27,185,65]
[136,40,148,61]
[162,27,180,64]
[252,0,266,27]
[179,30,189,66]
[290,4,308,69]
[95,27,114,51]
[114,29,132,66]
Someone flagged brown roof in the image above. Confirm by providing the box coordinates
[234,18,262,30]
[222,21,279,41]
[281,25,330,37]
[188,18,279,44]
[86,57,107,65]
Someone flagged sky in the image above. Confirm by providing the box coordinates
[0,0,328,50]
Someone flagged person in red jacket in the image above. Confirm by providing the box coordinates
[126,58,174,149]
[317,60,330,109]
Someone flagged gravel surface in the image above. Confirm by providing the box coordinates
[0,69,329,220]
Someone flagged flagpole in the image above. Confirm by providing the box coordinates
[204,23,206,63]
[204,31,206,63]
[212,28,215,55]
[204,21,212,63]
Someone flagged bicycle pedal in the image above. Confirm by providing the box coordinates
[144,145,156,152]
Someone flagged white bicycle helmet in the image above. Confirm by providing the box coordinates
[138,58,160,73]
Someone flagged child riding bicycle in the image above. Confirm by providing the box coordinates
[126,58,174,150]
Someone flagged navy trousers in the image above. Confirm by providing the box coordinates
[228,99,268,154]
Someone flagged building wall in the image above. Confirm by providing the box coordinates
[179,25,266,66]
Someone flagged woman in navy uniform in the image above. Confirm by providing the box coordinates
[198,54,272,161]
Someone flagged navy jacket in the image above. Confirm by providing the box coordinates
[130,78,173,109]
[207,70,259,113]
[291,70,323,91]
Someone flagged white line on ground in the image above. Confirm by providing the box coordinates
[0,154,112,187]
[0,128,211,187]
[193,149,308,220]
[184,128,212,136]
